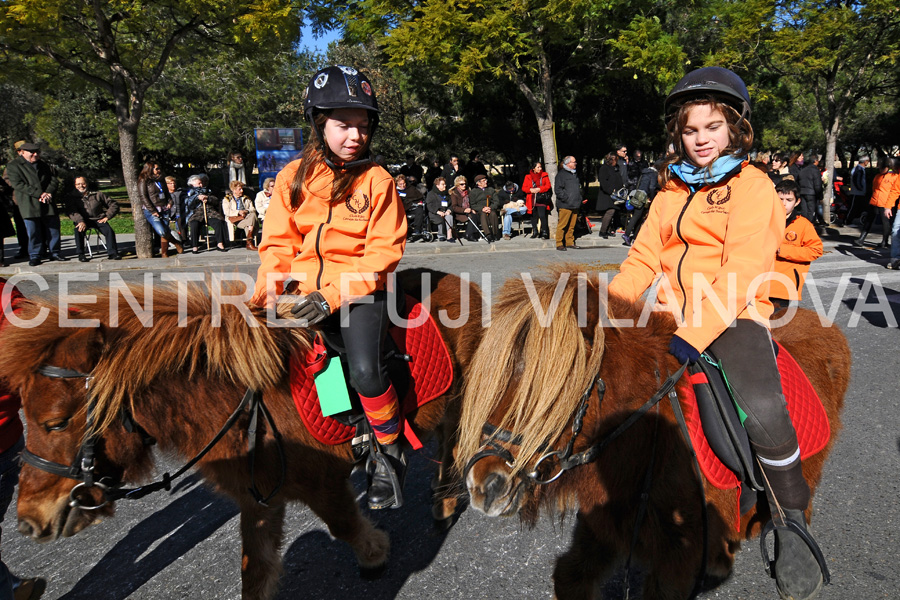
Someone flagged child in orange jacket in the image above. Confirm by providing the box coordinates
[854,156,898,248]
[610,67,825,599]
[252,66,408,510]
[770,179,823,309]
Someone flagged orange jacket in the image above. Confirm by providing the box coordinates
[869,172,899,208]
[769,213,823,301]
[252,160,407,310]
[609,163,783,352]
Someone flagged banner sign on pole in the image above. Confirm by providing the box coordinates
[254,128,304,187]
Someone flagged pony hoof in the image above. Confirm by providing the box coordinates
[432,514,456,533]
[359,563,387,580]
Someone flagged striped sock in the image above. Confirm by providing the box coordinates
[359,385,400,445]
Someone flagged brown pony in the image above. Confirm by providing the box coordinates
[0,268,482,600]
[458,265,849,600]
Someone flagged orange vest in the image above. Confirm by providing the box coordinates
[252,160,407,310]
[609,163,783,352]
[769,213,823,301]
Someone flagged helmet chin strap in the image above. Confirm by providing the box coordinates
[324,155,374,171]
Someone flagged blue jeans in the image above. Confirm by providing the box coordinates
[892,210,900,261]
[0,436,24,600]
[142,208,172,239]
[22,216,61,259]
[502,207,527,235]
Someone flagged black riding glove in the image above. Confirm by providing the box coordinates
[291,291,331,325]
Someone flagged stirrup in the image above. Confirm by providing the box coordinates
[760,517,830,585]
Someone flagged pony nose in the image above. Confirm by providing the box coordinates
[481,472,508,512]
[18,518,38,539]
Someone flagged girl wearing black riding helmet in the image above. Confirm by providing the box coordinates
[610,66,827,600]
[252,65,409,510]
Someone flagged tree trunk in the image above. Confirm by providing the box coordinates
[822,118,841,226]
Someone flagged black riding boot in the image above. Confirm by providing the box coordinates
[852,231,868,247]
[367,441,407,510]
[773,508,825,600]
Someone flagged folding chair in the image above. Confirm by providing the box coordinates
[84,228,108,259]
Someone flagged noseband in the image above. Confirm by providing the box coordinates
[464,362,689,486]
[22,364,286,510]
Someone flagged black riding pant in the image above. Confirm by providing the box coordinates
[708,319,810,510]
[331,290,391,399]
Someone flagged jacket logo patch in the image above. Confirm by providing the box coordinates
[701,185,732,215]
[785,231,798,242]
[344,191,371,221]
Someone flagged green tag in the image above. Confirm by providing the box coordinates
[315,357,352,416]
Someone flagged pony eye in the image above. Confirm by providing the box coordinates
[44,418,70,432]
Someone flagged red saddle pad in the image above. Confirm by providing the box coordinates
[290,296,453,445]
[677,342,831,492]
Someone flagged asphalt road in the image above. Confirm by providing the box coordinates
[2,233,898,599]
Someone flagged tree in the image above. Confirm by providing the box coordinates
[340,0,662,205]
[0,0,306,256]
[711,0,900,220]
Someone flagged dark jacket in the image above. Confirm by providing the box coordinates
[186,190,225,223]
[397,185,424,212]
[849,164,868,197]
[5,156,59,219]
[798,163,823,199]
[425,186,451,224]
[469,185,501,212]
[495,184,525,207]
[595,163,622,212]
[66,190,119,224]
[137,177,171,213]
[554,168,582,211]
[636,166,659,200]
[449,187,471,222]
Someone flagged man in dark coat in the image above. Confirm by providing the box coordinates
[554,155,584,250]
[4,142,65,266]
[798,154,824,227]
[441,155,460,183]
[66,176,121,261]
[595,152,623,238]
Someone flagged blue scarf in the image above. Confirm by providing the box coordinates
[669,155,746,192]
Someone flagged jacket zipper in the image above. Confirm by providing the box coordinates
[674,190,698,319]
[314,203,333,290]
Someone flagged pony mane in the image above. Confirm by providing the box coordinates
[458,264,607,478]
[2,281,311,435]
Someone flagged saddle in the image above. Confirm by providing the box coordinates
[678,342,831,530]
[289,295,453,456]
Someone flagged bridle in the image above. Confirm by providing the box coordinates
[464,360,709,599]
[21,364,286,510]
[464,362,689,486]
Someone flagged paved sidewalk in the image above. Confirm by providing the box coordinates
[0,223,874,276]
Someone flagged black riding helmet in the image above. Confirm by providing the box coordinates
[303,65,379,170]
[664,66,751,122]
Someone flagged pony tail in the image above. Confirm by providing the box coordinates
[458,267,606,479]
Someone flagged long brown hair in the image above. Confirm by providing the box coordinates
[659,97,754,188]
[137,161,159,185]
[289,111,375,211]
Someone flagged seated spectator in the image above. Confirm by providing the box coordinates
[399,154,424,187]
[622,160,660,246]
[450,176,479,241]
[222,180,258,251]
[166,176,188,242]
[255,177,275,225]
[425,177,453,242]
[185,174,227,253]
[497,181,526,240]
[0,179,15,266]
[469,174,500,242]
[66,175,121,262]
[395,175,427,241]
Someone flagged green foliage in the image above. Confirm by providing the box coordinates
[34,87,119,173]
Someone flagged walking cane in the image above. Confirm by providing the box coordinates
[467,215,490,242]
[202,198,210,251]
[444,212,463,246]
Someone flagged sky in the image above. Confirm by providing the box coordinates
[299,25,342,53]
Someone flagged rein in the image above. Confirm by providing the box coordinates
[23,365,286,509]
[466,360,709,598]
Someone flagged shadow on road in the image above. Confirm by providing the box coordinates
[842,279,900,328]
[61,476,238,599]
[275,450,457,600]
